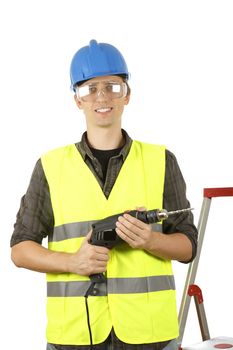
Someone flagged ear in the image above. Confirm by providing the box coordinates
[74,94,83,109]
[124,94,130,106]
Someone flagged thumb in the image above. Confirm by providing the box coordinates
[85,229,93,242]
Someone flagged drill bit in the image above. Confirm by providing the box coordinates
[157,208,194,221]
[167,208,194,216]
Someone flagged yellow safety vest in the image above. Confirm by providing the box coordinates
[41,140,179,345]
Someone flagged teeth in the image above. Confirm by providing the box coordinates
[96,108,111,113]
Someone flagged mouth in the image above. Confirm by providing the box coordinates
[94,107,113,114]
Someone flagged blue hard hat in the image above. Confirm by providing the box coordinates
[70,39,129,90]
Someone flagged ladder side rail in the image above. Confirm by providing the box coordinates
[178,197,212,345]
[191,286,211,341]
[194,296,210,341]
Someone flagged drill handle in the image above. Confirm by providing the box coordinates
[89,273,106,283]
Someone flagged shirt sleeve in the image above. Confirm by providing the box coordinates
[163,150,198,263]
[10,159,54,247]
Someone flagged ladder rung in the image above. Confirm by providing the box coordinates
[204,187,233,198]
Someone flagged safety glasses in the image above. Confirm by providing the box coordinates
[75,81,127,102]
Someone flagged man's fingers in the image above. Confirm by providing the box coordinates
[118,214,147,230]
[95,251,110,261]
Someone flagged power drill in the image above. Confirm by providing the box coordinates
[89,207,192,282]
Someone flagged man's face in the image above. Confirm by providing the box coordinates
[74,75,130,129]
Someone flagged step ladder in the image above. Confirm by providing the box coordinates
[178,187,233,350]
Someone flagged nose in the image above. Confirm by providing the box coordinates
[95,88,109,101]
[97,89,105,97]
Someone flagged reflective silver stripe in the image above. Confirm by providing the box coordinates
[47,275,174,297]
[46,344,57,350]
[49,220,96,242]
[47,280,107,297]
[50,221,163,242]
[108,275,175,294]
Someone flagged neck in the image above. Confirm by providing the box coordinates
[86,127,124,150]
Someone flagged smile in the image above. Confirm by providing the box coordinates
[95,107,113,113]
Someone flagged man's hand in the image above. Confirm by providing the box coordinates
[116,211,193,262]
[68,231,110,276]
[116,213,154,250]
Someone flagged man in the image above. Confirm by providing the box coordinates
[11,39,198,350]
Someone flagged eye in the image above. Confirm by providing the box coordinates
[88,85,98,94]
[105,83,114,93]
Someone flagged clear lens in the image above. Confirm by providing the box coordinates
[76,81,127,102]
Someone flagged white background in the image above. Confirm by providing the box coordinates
[1,1,233,349]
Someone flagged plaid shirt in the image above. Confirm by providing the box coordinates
[11,130,197,350]
[11,130,197,257]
